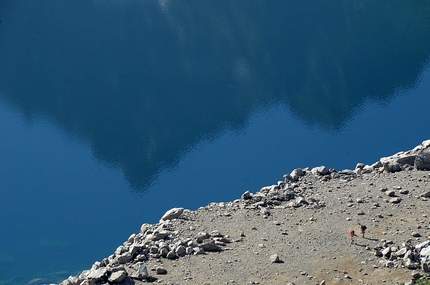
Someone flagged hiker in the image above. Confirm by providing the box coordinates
[359,223,367,238]
[349,229,355,244]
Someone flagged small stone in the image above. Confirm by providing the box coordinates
[270,254,280,263]
[389,197,402,204]
[422,262,430,273]
[411,272,422,279]
[156,267,167,275]
[201,241,222,252]
[196,232,210,243]
[385,190,396,197]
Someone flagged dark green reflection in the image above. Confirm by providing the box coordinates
[0,0,429,190]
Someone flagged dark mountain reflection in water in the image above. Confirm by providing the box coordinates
[0,1,430,284]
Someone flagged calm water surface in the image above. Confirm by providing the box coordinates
[0,1,430,283]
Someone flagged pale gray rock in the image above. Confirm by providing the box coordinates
[86,268,107,284]
[371,161,383,169]
[166,250,176,259]
[175,245,186,256]
[339,169,355,175]
[115,246,126,256]
[295,196,308,205]
[201,241,222,252]
[160,207,184,222]
[395,248,407,257]
[311,166,329,175]
[404,258,420,269]
[396,155,416,166]
[420,245,430,258]
[140,223,150,234]
[193,247,205,254]
[117,252,133,264]
[422,139,430,149]
[136,254,148,261]
[156,267,167,274]
[270,254,280,263]
[196,232,210,243]
[283,174,292,182]
[385,190,396,197]
[185,247,194,254]
[404,250,413,260]
[211,230,223,237]
[79,270,90,279]
[383,162,401,173]
[355,163,366,169]
[127,234,136,244]
[290,168,304,181]
[420,191,430,198]
[382,247,391,258]
[362,165,374,173]
[215,237,232,243]
[128,244,142,255]
[416,241,430,251]
[241,190,253,200]
[151,231,169,241]
[149,246,158,254]
[108,270,127,283]
[389,197,402,204]
[415,151,430,170]
[159,247,168,257]
[126,263,149,280]
[412,272,423,279]
[59,280,74,285]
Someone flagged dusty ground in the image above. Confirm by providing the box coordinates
[133,168,430,285]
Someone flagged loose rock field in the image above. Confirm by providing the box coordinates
[62,140,430,285]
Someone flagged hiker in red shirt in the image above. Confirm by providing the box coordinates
[349,230,355,244]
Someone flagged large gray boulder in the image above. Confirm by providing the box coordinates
[108,270,127,283]
[160,207,184,222]
[126,263,149,280]
[311,166,329,175]
[415,151,430,170]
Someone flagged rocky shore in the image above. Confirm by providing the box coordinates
[60,140,430,285]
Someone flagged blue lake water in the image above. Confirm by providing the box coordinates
[1,1,430,284]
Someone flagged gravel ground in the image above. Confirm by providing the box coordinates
[128,169,430,285]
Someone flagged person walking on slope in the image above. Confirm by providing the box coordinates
[349,229,355,244]
[359,223,367,238]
